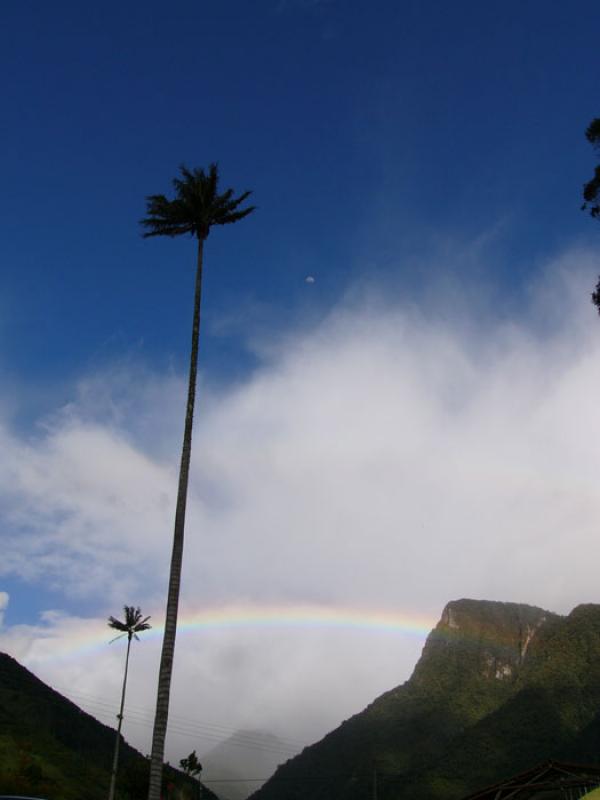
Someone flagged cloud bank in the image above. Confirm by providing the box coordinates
[1,246,600,765]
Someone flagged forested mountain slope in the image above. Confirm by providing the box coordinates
[250,600,600,800]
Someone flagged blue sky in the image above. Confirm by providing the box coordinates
[2,0,600,765]
[1,0,598,392]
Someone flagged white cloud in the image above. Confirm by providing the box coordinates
[1,246,600,767]
[0,592,8,626]
[0,418,176,600]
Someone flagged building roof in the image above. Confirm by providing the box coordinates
[462,760,600,800]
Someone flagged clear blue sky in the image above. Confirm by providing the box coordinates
[1,0,598,395]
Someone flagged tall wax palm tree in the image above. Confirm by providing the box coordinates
[141,164,255,800]
[107,606,152,800]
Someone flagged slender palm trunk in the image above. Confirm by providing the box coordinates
[148,238,205,800]
[108,634,132,800]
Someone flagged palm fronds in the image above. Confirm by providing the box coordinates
[108,606,152,642]
[140,163,255,241]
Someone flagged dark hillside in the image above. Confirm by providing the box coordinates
[0,652,216,800]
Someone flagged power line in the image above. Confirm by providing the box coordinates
[202,778,278,784]
[55,687,301,757]
[53,683,304,748]
[201,772,407,784]
[54,683,303,745]
[84,706,299,757]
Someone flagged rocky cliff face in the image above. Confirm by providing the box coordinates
[249,600,600,800]
[412,599,552,688]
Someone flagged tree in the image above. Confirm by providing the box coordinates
[582,118,600,312]
[180,751,203,800]
[583,118,600,221]
[180,750,202,778]
[107,606,152,800]
[141,164,255,800]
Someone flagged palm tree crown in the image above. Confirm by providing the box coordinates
[140,163,255,242]
[108,606,152,642]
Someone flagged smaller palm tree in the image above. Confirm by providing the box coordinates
[107,606,152,800]
[180,751,203,800]
[180,751,202,777]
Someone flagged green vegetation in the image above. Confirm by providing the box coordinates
[180,752,203,800]
[249,600,600,800]
[180,751,202,779]
[583,117,600,312]
[583,118,600,221]
[140,164,255,800]
[0,651,215,800]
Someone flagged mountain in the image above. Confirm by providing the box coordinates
[0,651,217,799]
[200,730,300,800]
[248,599,600,800]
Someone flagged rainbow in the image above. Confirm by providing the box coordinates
[174,604,435,638]
[18,604,436,662]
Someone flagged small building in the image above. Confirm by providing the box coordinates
[462,760,600,800]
